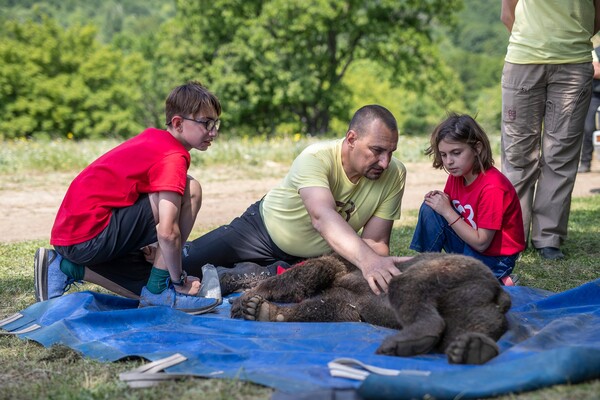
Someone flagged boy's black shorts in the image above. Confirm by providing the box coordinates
[55,194,157,294]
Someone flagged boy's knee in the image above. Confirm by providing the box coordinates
[186,176,202,206]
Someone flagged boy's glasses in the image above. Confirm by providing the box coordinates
[181,116,221,132]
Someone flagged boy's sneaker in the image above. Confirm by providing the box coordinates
[34,248,77,302]
[138,286,221,315]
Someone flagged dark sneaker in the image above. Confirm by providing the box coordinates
[138,286,221,315]
[218,261,291,296]
[538,247,564,260]
[578,163,591,173]
[34,248,77,302]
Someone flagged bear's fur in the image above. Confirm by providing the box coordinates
[230,253,511,364]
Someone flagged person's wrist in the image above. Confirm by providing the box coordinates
[169,270,187,286]
[448,215,462,227]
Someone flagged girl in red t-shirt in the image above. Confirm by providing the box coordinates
[410,113,525,285]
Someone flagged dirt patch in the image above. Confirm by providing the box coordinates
[2,161,599,243]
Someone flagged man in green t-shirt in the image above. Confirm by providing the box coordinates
[182,105,407,295]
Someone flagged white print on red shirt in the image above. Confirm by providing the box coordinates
[452,200,476,229]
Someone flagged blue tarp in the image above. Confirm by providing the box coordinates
[2,279,600,399]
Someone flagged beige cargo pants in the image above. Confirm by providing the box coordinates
[501,62,593,249]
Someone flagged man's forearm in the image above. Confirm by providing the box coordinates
[361,238,389,256]
[312,209,381,269]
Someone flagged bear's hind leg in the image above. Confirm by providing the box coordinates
[375,302,445,357]
[445,332,499,364]
[376,273,447,357]
[439,288,509,364]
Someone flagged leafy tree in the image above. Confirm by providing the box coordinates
[442,0,508,112]
[175,0,463,136]
[0,0,488,140]
[0,0,176,43]
[342,59,465,136]
[0,16,148,139]
[448,0,507,57]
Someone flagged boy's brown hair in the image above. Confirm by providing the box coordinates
[165,81,221,125]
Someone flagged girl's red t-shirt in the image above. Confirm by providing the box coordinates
[444,166,525,256]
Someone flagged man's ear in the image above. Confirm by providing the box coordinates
[346,129,358,148]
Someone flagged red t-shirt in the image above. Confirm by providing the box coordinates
[444,166,525,257]
[51,128,190,246]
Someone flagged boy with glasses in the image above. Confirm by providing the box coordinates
[34,81,222,314]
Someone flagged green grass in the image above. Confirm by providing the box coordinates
[0,133,439,174]
[1,137,599,399]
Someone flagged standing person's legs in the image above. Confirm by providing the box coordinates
[531,63,593,250]
[501,63,547,245]
[580,93,600,171]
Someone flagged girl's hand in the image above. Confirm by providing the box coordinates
[424,190,439,199]
[424,190,451,214]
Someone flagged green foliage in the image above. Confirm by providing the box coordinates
[0,136,318,174]
[0,0,176,43]
[445,47,505,106]
[0,17,148,139]
[473,84,503,134]
[0,135,435,176]
[342,59,466,137]
[0,138,118,173]
[441,0,507,110]
[448,0,508,57]
[0,0,511,141]
[175,0,463,136]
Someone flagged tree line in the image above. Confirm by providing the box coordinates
[0,0,507,140]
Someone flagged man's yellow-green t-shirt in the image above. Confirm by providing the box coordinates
[261,139,406,258]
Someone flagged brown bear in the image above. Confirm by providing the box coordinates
[230,253,512,365]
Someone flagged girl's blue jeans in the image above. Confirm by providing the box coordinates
[409,203,517,281]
